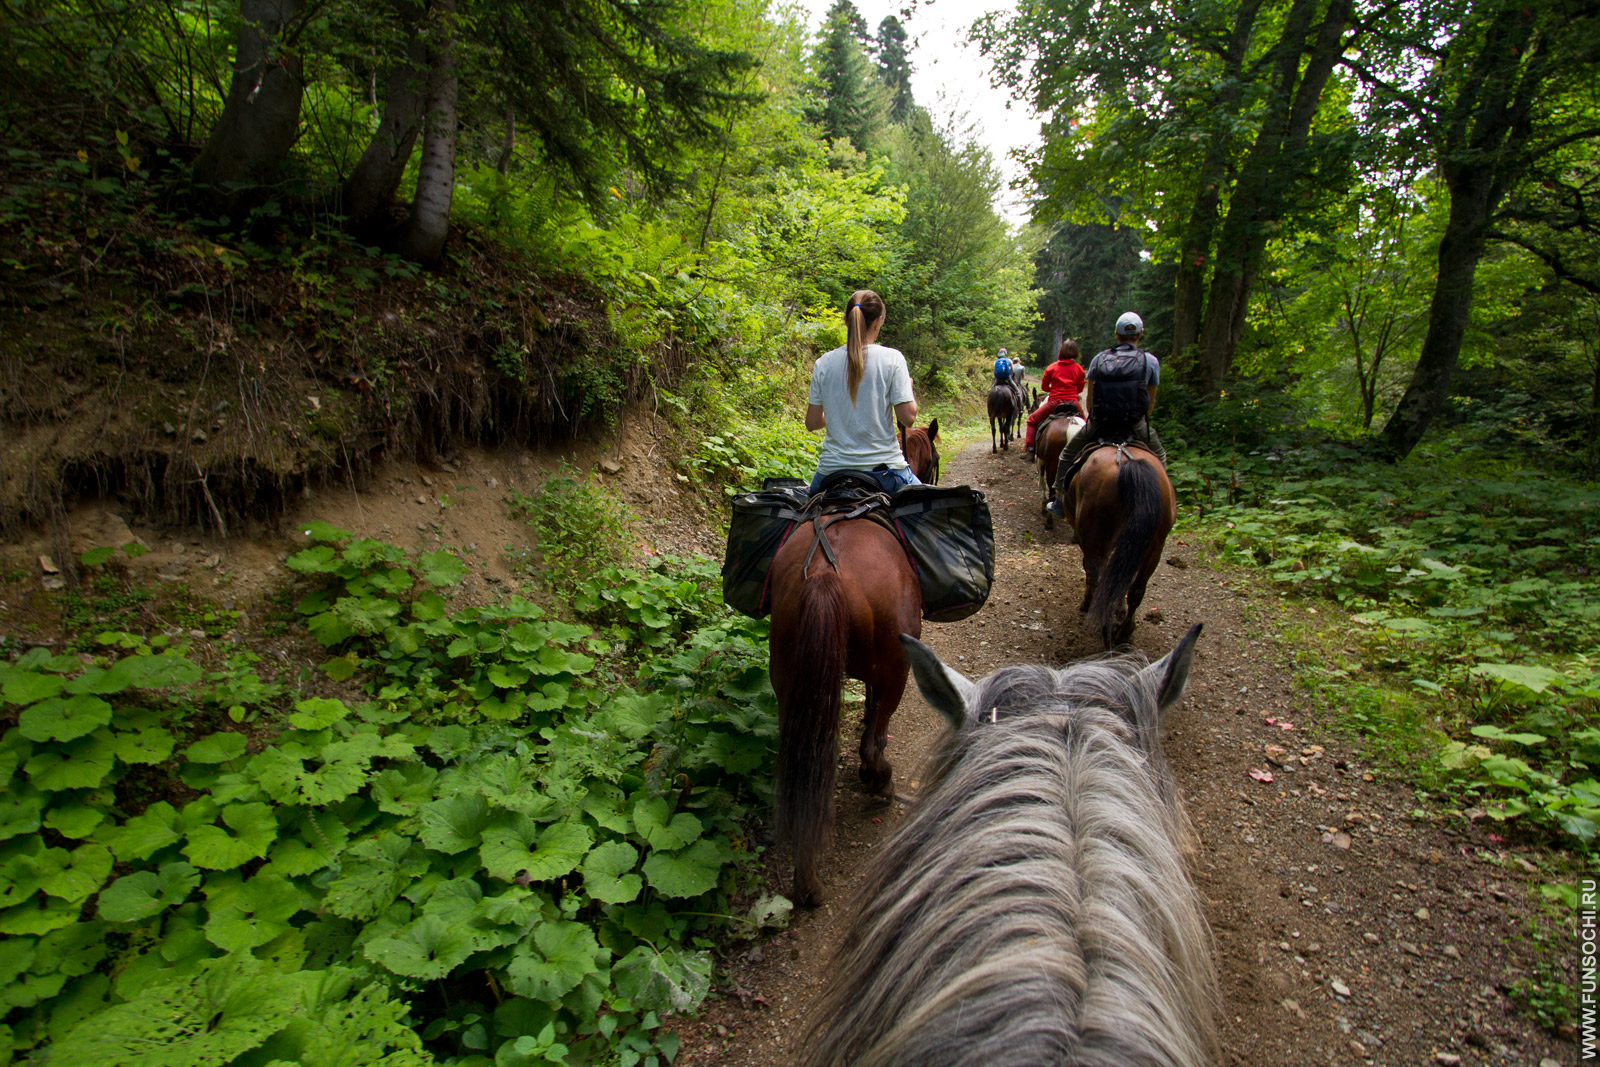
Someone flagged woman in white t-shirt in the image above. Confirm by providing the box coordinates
[804,289,921,495]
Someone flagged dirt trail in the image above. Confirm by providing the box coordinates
[678,437,1572,1067]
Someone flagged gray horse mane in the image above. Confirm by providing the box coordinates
[802,654,1219,1067]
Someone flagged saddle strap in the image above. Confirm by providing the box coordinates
[801,494,894,575]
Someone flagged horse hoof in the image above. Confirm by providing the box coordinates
[858,761,893,795]
[793,876,824,909]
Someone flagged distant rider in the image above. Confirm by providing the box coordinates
[993,348,1013,390]
[1047,312,1167,518]
[1024,338,1088,461]
[805,289,921,496]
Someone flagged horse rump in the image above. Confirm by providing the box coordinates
[1087,456,1165,644]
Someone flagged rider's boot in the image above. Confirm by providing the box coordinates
[1046,497,1065,519]
[1024,446,1035,464]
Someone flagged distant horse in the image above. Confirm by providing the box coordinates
[1035,405,1085,531]
[767,499,923,906]
[987,385,1017,453]
[802,625,1216,1067]
[1068,443,1175,648]
[901,418,940,484]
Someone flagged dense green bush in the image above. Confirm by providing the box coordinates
[0,523,783,1066]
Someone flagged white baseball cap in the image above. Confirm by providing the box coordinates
[1115,312,1143,338]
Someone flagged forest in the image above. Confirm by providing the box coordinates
[0,0,1595,1062]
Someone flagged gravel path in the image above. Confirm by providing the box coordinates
[676,438,1574,1067]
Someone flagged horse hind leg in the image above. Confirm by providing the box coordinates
[1116,569,1155,645]
[857,671,903,796]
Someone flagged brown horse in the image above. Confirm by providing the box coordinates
[901,418,940,484]
[987,385,1017,453]
[768,512,922,906]
[1036,408,1085,531]
[1066,443,1175,648]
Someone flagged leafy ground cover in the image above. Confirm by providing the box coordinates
[1173,434,1600,853]
[0,518,782,1066]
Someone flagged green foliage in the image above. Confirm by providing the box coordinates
[509,470,638,595]
[0,528,784,1065]
[1181,436,1600,846]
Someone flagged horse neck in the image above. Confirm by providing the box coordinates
[809,696,1216,1067]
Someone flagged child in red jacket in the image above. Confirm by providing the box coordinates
[1024,339,1088,456]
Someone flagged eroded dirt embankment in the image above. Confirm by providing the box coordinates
[674,437,1573,1067]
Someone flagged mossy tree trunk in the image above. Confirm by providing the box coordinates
[397,0,458,268]
[340,0,427,236]
[192,0,305,220]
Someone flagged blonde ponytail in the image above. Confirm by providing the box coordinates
[844,289,885,404]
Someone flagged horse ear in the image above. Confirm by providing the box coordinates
[928,418,939,441]
[899,634,973,730]
[1140,623,1202,716]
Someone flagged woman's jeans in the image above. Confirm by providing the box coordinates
[809,465,921,496]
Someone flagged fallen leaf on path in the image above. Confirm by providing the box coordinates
[1249,768,1275,783]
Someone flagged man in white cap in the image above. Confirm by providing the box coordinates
[1047,311,1167,519]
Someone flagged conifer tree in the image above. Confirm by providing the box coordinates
[877,16,914,123]
[813,0,881,152]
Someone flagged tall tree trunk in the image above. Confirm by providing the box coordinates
[496,106,516,174]
[1171,0,1264,361]
[341,0,426,235]
[398,0,458,267]
[1380,1,1546,457]
[1380,180,1494,455]
[1171,180,1220,360]
[1196,0,1352,394]
[192,0,304,220]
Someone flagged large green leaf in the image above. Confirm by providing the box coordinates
[611,943,712,1015]
[203,872,301,952]
[17,694,113,743]
[98,801,182,862]
[110,726,176,765]
[1470,662,1565,694]
[40,842,112,903]
[420,551,468,587]
[371,765,439,816]
[0,784,46,843]
[0,895,79,936]
[324,835,428,921]
[44,803,106,839]
[185,731,248,764]
[288,697,351,730]
[631,796,702,851]
[581,841,641,904]
[102,654,202,691]
[505,920,602,1001]
[2,667,64,706]
[479,815,541,882]
[266,812,349,878]
[48,952,307,1065]
[98,862,200,922]
[641,838,725,899]
[418,793,492,854]
[183,803,277,870]
[26,731,116,791]
[364,913,477,980]
[523,822,593,882]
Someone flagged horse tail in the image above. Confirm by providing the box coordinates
[1089,458,1164,643]
[777,569,847,901]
